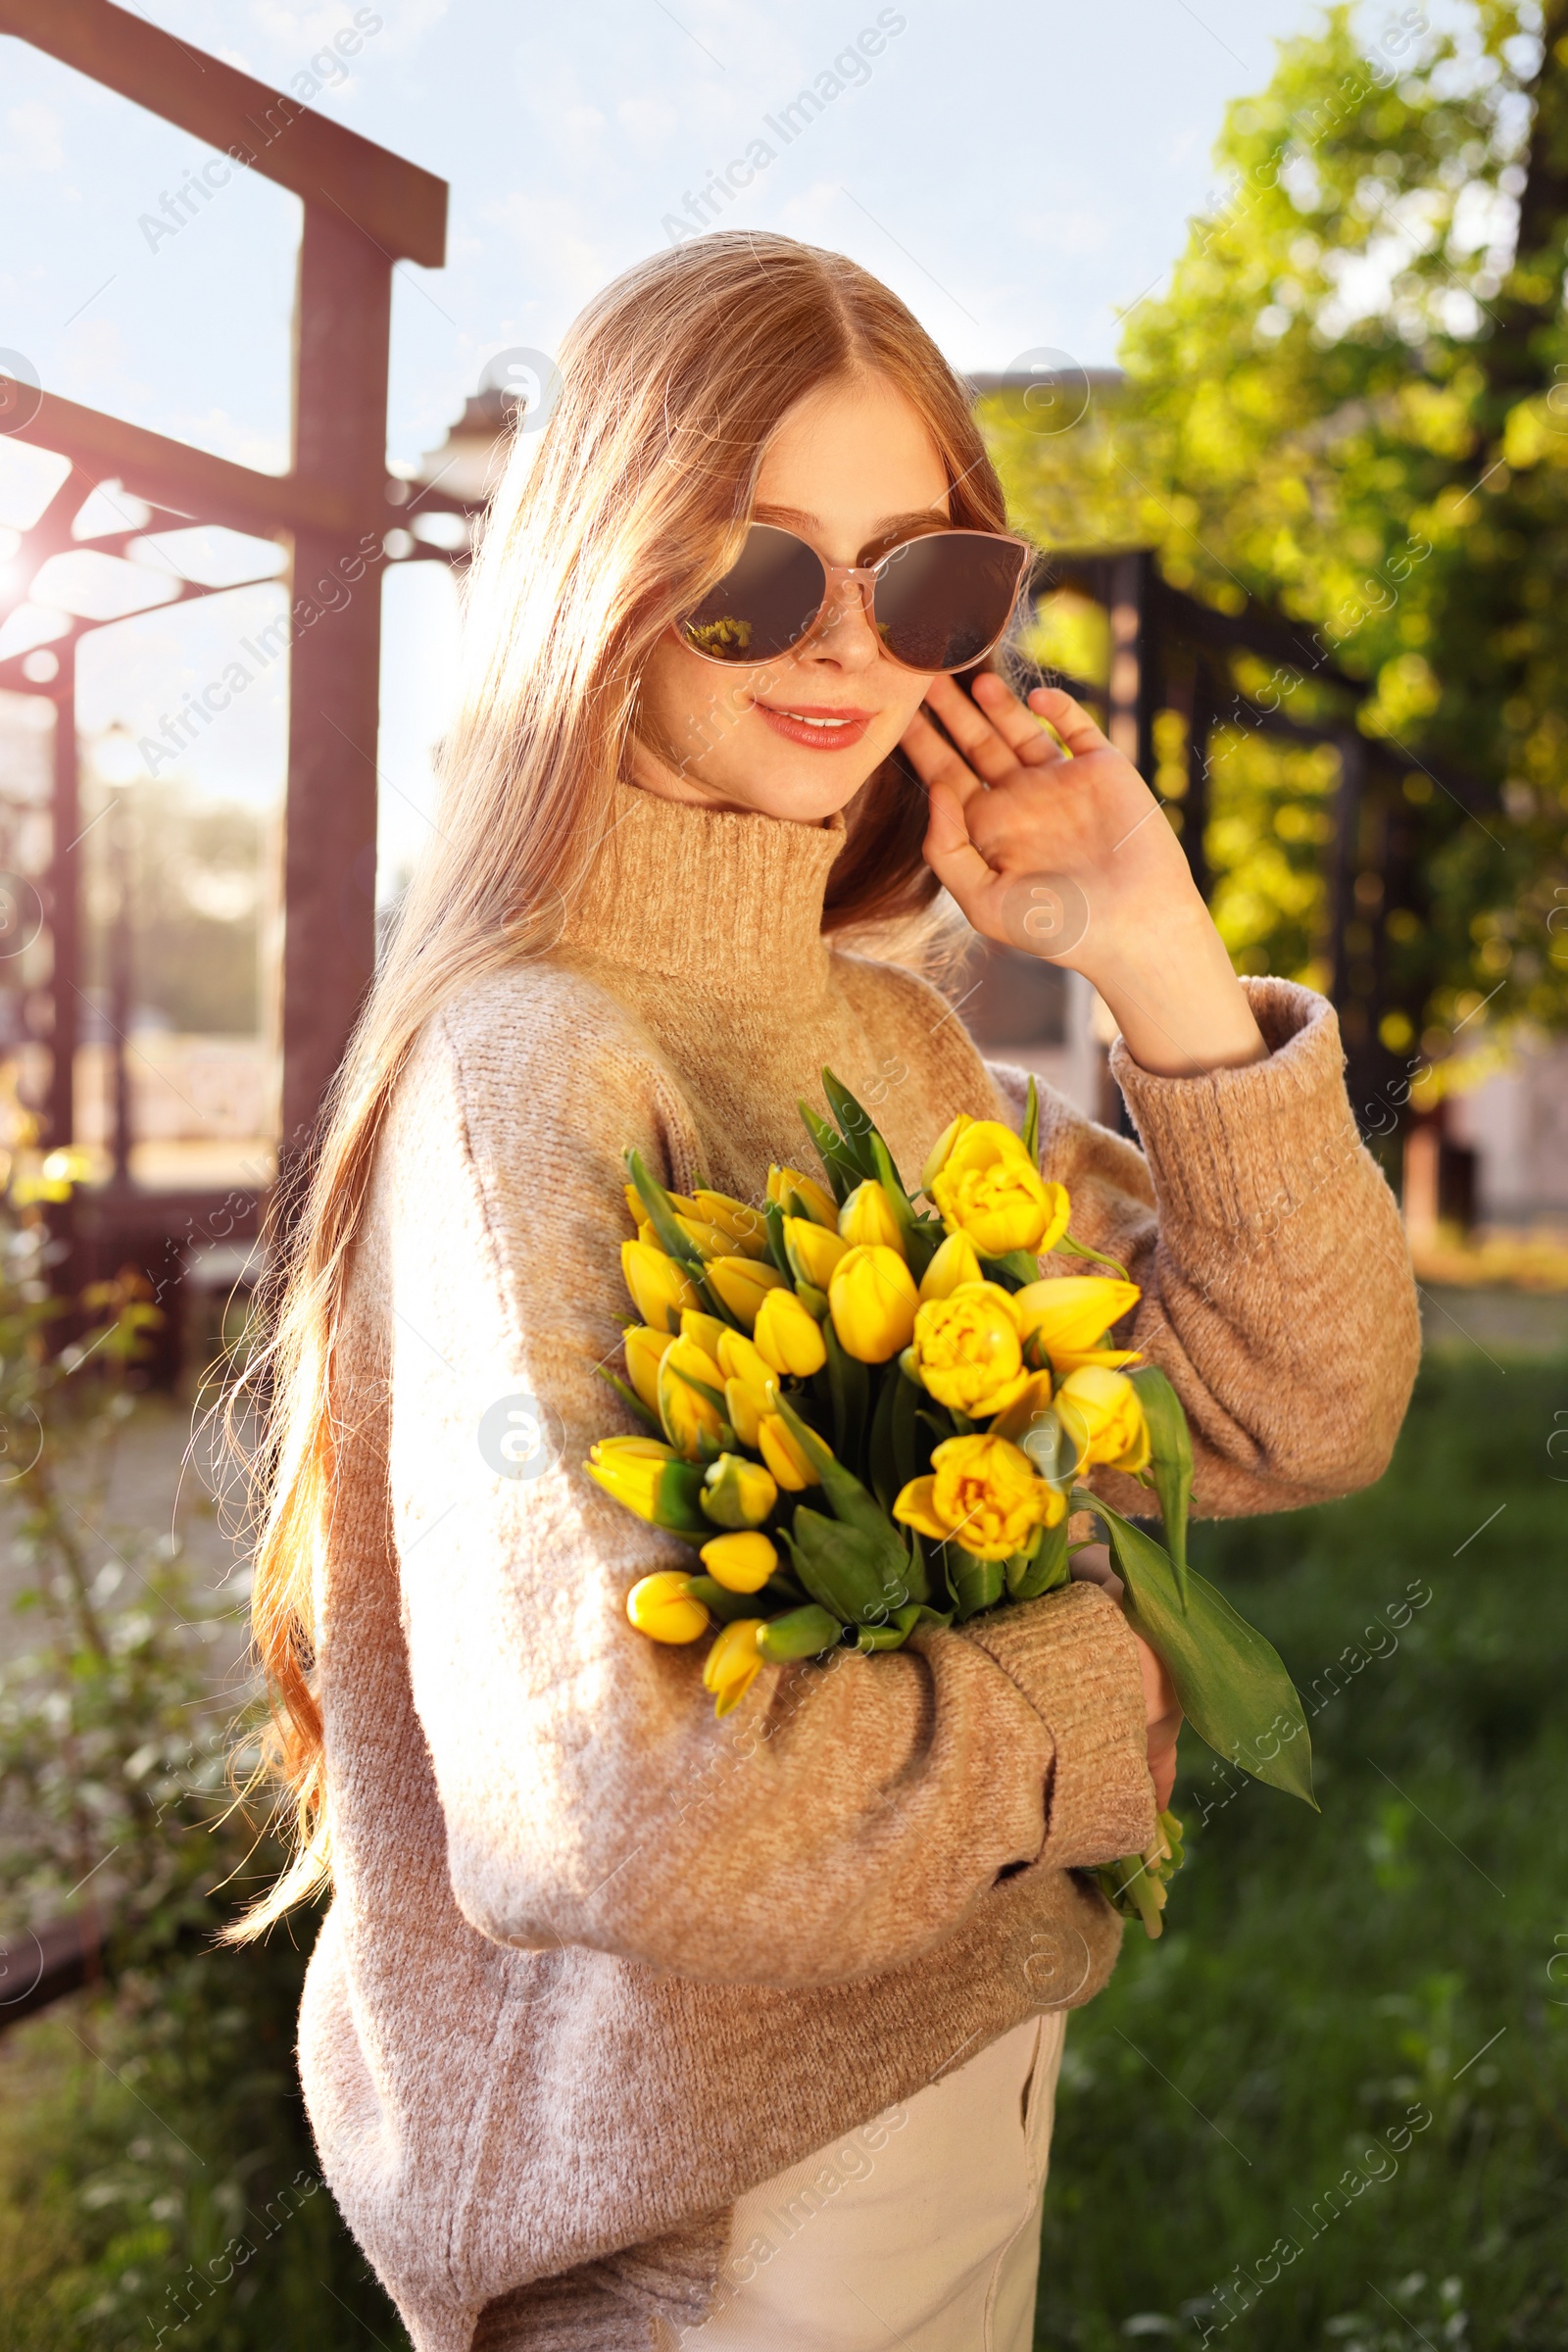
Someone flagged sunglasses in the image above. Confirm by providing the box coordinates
[675,522,1032,675]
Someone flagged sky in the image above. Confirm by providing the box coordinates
[0,0,1406,897]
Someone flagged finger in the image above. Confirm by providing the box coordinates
[970,670,1067,766]
[1026,685,1112,759]
[920,774,998,905]
[921,673,1020,786]
[900,705,986,809]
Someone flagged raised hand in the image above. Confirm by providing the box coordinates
[901,671,1268,1080]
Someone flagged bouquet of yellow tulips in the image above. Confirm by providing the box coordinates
[587,1072,1314,1936]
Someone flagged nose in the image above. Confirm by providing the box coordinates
[802,572,882,673]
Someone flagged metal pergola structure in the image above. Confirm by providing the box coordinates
[0,0,460,1335]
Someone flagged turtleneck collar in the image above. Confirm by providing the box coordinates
[556,781,847,987]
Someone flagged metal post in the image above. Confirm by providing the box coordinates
[278,203,392,1166]
[109,792,132,1187]
[1106,551,1156,781]
[46,646,78,1154]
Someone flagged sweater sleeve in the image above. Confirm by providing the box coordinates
[369,974,1153,1990]
[989,976,1421,1520]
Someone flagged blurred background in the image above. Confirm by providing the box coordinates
[0,2,1564,2346]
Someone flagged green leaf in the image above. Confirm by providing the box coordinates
[595,1365,662,1436]
[782,1509,916,1625]
[1022,1072,1040,1166]
[797,1102,859,1204]
[950,1544,1005,1620]
[761,1199,792,1279]
[769,1394,910,1574]
[867,1360,900,1512]
[1129,1364,1193,1605]
[822,1313,870,1473]
[818,1068,882,1180]
[624,1148,704,1269]
[892,1364,929,1493]
[865,1130,942,1279]
[1051,1229,1131,1281]
[978,1249,1044,1291]
[1076,1490,1316,1808]
[1008,1513,1070,1599]
[688,1574,773,1624]
[650,1460,711,1537]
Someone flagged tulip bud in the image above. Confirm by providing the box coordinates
[784,1215,850,1291]
[758,1604,843,1662]
[657,1333,728,1459]
[705,1254,789,1332]
[767,1163,839,1228]
[703,1618,766,1715]
[828,1244,918,1364]
[620,1238,701,1334]
[700,1456,779,1533]
[1054,1366,1151,1473]
[699,1528,779,1592]
[917,1230,984,1301]
[1012,1277,1142,1371]
[724,1377,772,1447]
[838,1180,906,1254]
[715,1327,780,1396]
[626,1570,710,1644]
[752,1286,829,1378]
[586,1436,708,1532]
[679,1308,730,1361]
[624,1181,699,1230]
[623,1325,673,1414]
[758,1412,819,1491]
[694,1190,772,1259]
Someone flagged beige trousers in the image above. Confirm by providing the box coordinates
[673,2012,1065,2351]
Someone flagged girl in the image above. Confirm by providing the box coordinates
[235,233,1420,2352]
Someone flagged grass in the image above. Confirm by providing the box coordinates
[1038,1348,1568,2352]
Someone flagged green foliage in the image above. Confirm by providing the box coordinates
[1038,1348,1568,2349]
[0,1212,405,2349]
[984,2,1568,1060]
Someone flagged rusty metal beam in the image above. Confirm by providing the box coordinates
[0,0,446,265]
[278,204,391,1160]
[1,381,358,539]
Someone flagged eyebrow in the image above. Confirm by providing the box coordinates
[754,499,951,539]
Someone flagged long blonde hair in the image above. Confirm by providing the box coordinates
[230,230,1010,1937]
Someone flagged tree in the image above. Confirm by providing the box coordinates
[984,1,1568,1098]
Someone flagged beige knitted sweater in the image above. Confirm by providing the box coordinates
[299,782,1421,2352]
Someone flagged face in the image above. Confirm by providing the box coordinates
[629,371,951,824]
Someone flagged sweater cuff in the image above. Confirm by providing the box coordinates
[960,1582,1155,1872]
[1108,977,1364,1234]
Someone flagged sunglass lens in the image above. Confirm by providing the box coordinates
[872,533,1026,671]
[679,525,827,664]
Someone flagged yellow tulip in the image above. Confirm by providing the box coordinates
[694,1189,771,1259]
[828,1244,918,1364]
[1011,1277,1142,1371]
[626,1569,710,1643]
[699,1529,778,1592]
[837,1179,906,1254]
[784,1215,850,1291]
[917,1229,984,1300]
[907,1283,1034,1417]
[929,1122,1071,1260]
[758,1412,819,1491]
[767,1163,839,1228]
[715,1326,780,1394]
[621,1238,701,1334]
[1054,1366,1151,1474]
[679,1308,730,1360]
[623,1325,673,1414]
[706,1254,789,1331]
[920,1111,973,1193]
[701,1453,778,1531]
[893,1432,1065,1562]
[657,1333,727,1459]
[753,1287,828,1379]
[587,1435,681,1521]
[703,1618,766,1715]
[724,1377,772,1447]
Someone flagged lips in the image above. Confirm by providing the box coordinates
[754,700,875,752]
